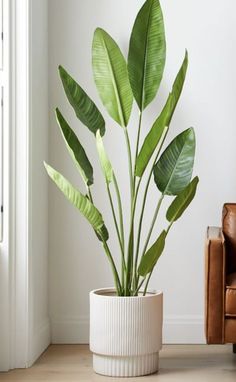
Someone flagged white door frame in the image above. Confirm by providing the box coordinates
[10,0,31,369]
[0,0,11,371]
[0,0,31,371]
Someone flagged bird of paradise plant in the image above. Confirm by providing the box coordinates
[44,0,199,296]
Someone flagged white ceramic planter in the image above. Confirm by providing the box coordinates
[90,288,163,377]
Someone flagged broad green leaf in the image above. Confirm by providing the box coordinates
[138,230,166,277]
[153,128,195,195]
[59,66,105,136]
[44,162,109,241]
[128,0,166,110]
[96,130,113,184]
[92,28,133,127]
[55,108,93,186]
[135,52,188,177]
[166,176,199,222]
[85,193,104,242]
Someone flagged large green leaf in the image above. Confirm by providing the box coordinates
[55,108,93,186]
[96,130,113,184]
[135,52,188,177]
[166,176,199,222]
[44,163,109,241]
[128,0,166,110]
[138,230,166,277]
[92,28,133,127]
[154,128,195,195]
[59,66,105,136]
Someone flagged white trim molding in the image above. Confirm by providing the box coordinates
[51,316,89,345]
[0,0,50,371]
[10,0,50,369]
[51,315,205,345]
[0,0,30,371]
[0,0,12,371]
[163,315,205,344]
[9,0,31,369]
[28,318,51,367]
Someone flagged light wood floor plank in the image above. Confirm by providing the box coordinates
[0,344,235,381]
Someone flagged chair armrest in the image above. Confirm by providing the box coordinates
[205,227,226,344]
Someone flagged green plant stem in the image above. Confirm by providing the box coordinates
[166,221,174,234]
[143,271,152,296]
[87,186,93,203]
[113,174,125,251]
[134,127,169,288]
[107,185,123,255]
[125,178,141,296]
[102,240,122,295]
[141,194,164,257]
[131,178,143,292]
[107,184,125,288]
[112,174,126,288]
[125,227,133,296]
[143,220,174,296]
[134,111,143,188]
[133,169,152,287]
[124,127,134,202]
[135,194,164,291]
[133,277,146,296]
[123,126,135,295]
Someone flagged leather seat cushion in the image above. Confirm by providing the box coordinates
[222,204,236,273]
[225,272,236,316]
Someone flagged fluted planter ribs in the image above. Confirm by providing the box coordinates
[90,288,163,377]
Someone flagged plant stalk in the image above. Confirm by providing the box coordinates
[123,126,135,295]
[102,240,122,296]
[125,178,141,295]
[113,174,126,287]
[141,194,164,257]
[134,127,169,287]
[133,277,146,296]
[107,184,125,287]
[87,186,93,203]
[143,271,152,296]
[113,174,125,251]
[133,111,143,188]
[135,194,164,291]
[124,127,134,202]
[143,220,174,295]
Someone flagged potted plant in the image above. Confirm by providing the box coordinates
[45,0,198,377]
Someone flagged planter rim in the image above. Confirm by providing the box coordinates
[90,287,163,299]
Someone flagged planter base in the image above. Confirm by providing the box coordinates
[93,352,159,377]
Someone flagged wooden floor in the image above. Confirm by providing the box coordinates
[0,344,236,381]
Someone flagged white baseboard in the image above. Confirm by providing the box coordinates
[163,315,205,344]
[28,318,51,366]
[51,316,89,344]
[51,315,205,345]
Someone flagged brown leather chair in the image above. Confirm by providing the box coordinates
[205,203,236,353]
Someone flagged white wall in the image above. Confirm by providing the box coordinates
[28,0,50,364]
[48,0,236,344]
